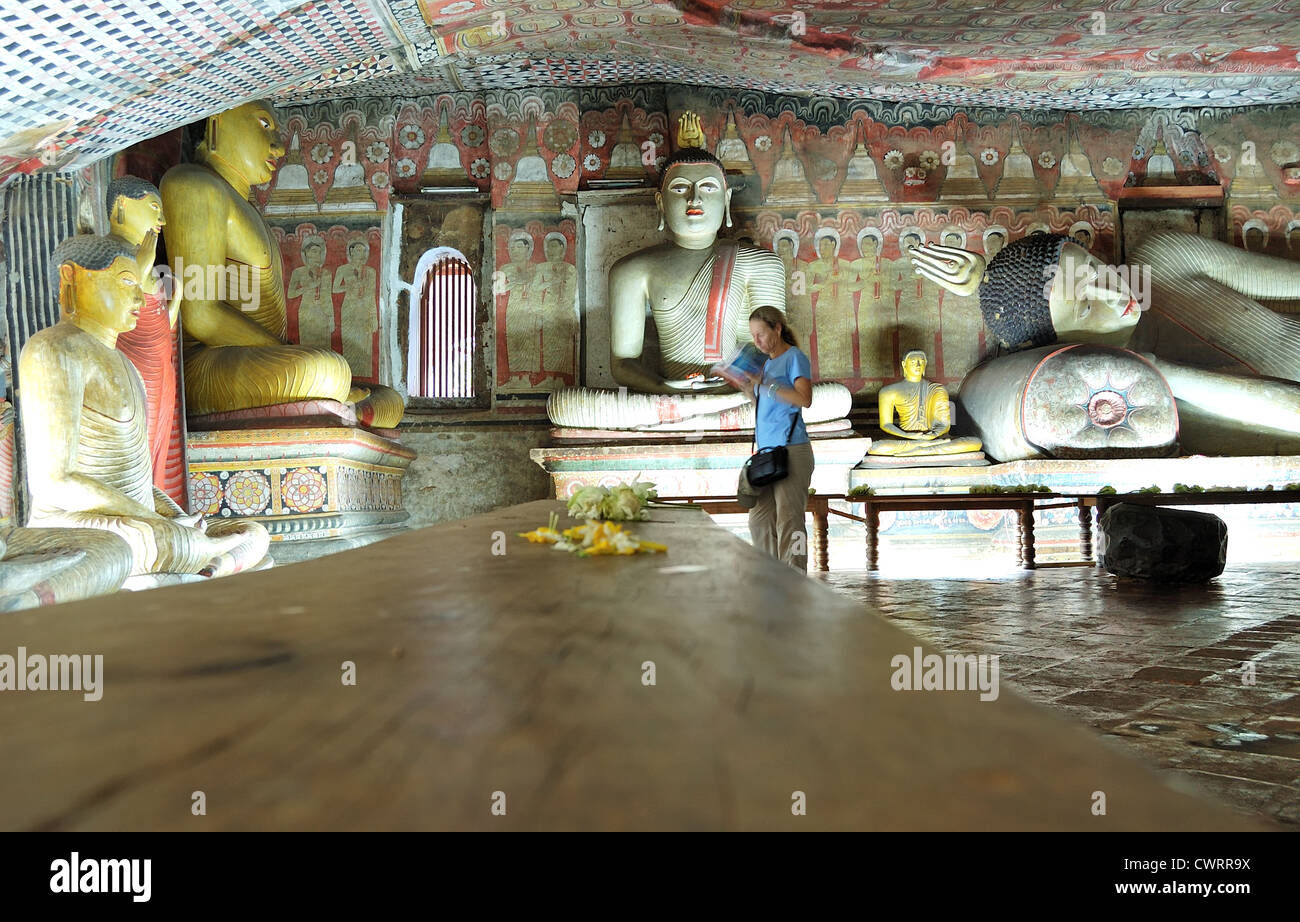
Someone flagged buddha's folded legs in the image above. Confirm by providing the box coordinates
[0,527,133,611]
[26,511,269,578]
[548,382,853,430]
[349,383,406,429]
[183,344,353,416]
[869,436,984,457]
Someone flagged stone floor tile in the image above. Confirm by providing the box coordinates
[824,562,1300,825]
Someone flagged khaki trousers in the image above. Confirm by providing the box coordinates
[747,441,815,573]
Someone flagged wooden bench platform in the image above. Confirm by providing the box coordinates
[830,493,1079,571]
[654,493,840,571]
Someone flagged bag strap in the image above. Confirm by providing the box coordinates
[752,382,802,453]
[784,403,800,444]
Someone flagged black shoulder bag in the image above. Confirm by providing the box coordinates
[745,387,800,488]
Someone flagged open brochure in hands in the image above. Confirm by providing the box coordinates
[708,343,767,389]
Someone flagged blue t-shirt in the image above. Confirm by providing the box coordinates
[756,346,812,449]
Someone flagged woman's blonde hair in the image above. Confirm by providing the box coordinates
[749,305,798,348]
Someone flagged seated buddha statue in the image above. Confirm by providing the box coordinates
[0,340,134,610]
[547,112,851,431]
[868,351,983,456]
[908,233,1300,456]
[159,101,403,429]
[18,234,270,578]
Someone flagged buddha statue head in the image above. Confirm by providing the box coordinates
[196,100,286,195]
[980,234,1140,351]
[106,176,164,247]
[52,234,147,345]
[655,146,732,246]
[900,349,928,382]
[909,233,1140,353]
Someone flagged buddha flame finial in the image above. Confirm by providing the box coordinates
[676,111,706,150]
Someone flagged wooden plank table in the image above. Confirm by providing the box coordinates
[1067,489,1300,563]
[0,500,1257,830]
[831,493,1078,571]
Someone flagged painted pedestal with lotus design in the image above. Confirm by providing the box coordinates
[187,427,414,540]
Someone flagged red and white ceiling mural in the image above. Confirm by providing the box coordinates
[4,0,1300,177]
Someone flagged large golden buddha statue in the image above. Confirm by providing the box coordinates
[18,234,269,578]
[547,113,850,430]
[868,351,983,457]
[159,101,403,428]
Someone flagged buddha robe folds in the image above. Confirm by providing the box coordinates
[115,289,187,507]
[654,243,787,378]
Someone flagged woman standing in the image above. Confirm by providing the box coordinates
[742,306,816,572]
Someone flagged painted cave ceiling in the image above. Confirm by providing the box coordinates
[3,0,1300,176]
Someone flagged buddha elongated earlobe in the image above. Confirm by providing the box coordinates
[658,214,665,232]
[724,201,733,229]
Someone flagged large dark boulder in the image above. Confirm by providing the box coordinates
[1098,502,1227,582]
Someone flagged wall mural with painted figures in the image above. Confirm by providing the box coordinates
[274,224,385,384]
[747,205,1112,395]
[494,220,580,394]
[251,88,1300,402]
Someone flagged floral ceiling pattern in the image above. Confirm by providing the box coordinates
[3,0,1300,179]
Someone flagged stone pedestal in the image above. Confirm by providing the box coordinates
[187,427,415,541]
[530,435,872,498]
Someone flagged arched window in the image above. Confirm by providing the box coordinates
[408,247,477,399]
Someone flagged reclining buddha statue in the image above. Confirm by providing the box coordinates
[159,100,403,429]
[18,233,270,579]
[908,232,1300,460]
[546,112,850,431]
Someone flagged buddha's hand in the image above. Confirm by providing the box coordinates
[908,242,985,297]
[678,111,706,149]
[136,230,159,286]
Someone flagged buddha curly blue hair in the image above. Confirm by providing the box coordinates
[106,175,159,215]
[50,234,139,290]
[657,147,727,188]
[977,232,1070,351]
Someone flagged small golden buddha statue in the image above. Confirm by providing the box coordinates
[18,233,269,578]
[868,351,983,456]
[159,101,403,428]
